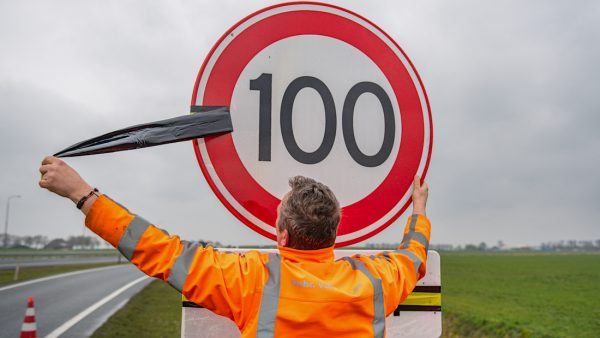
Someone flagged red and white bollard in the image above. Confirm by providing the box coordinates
[20,296,37,338]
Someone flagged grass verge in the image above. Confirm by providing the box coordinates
[0,262,121,286]
[440,252,600,338]
[0,249,119,259]
[92,280,181,338]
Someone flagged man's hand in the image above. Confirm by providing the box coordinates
[39,156,93,205]
[411,175,428,216]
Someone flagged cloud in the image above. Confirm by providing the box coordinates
[1,0,599,247]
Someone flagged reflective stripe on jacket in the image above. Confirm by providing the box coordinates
[85,195,431,337]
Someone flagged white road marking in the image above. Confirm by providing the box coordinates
[44,275,149,338]
[0,265,123,292]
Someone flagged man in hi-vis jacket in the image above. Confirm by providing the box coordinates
[39,155,430,338]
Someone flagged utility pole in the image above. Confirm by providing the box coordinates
[3,195,21,249]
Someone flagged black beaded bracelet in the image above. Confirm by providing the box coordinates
[76,188,99,209]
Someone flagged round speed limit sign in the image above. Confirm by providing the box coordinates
[193,2,432,247]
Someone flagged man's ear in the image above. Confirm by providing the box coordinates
[278,228,289,247]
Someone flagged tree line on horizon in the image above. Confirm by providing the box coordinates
[3,233,600,252]
[364,239,600,252]
[0,233,102,250]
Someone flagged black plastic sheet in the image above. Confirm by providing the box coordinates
[54,106,232,158]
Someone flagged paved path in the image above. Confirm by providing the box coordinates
[0,264,152,337]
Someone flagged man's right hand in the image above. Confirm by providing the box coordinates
[39,156,93,205]
[411,175,428,216]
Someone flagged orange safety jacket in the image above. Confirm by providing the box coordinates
[86,195,431,338]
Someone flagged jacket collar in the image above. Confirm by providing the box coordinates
[277,245,335,263]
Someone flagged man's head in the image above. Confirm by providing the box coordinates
[276,176,340,250]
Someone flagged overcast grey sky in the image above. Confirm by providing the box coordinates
[1,0,599,248]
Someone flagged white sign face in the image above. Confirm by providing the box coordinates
[231,35,400,206]
[193,3,432,246]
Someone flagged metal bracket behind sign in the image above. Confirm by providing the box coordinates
[181,250,441,338]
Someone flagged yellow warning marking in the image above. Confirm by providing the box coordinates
[400,292,442,306]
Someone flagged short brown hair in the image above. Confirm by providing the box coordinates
[277,176,340,250]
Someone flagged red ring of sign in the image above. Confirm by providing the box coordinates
[192,2,432,247]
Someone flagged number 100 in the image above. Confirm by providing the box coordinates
[250,73,395,168]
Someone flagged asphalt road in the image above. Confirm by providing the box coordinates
[0,256,123,270]
[0,264,152,338]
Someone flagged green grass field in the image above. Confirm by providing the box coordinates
[441,252,600,337]
[91,280,181,338]
[0,262,121,286]
[0,248,118,259]
[93,252,600,337]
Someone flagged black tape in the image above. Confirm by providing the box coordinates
[54,106,232,157]
[182,301,202,308]
[394,305,442,315]
[413,285,441,293]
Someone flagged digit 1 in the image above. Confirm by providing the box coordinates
[342,82,395,167]
[250,73,272,161]
[280,76,337,164]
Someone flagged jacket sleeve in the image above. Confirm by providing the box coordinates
[85,195,268,328]
[354,214,431,315]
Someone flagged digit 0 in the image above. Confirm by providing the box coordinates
[342,82,395,167]
[280,76,336,164]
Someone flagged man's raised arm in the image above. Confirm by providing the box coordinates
[38,156,267,326]
[351,175,430,315]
